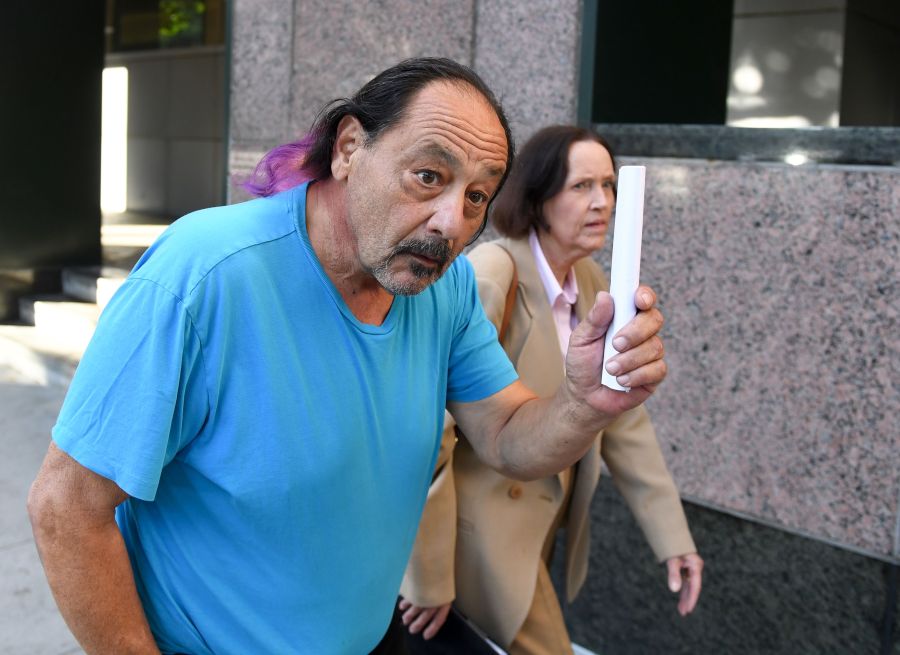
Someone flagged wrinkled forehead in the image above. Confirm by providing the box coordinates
[389,81,510,171]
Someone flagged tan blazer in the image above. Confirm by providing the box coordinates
[401,237,696,647]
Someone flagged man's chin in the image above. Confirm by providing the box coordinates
[376,268,442,296]
[379,275,434,296]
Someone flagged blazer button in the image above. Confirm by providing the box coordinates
[508,485,523,499]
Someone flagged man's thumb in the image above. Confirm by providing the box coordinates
[581,291,614,338]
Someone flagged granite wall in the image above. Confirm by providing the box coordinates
[612,157,900,563]
[228,0,584,198]
[576,157,900,653]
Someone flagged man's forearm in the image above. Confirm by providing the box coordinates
[31,510,160,654]
[493,384,612,481]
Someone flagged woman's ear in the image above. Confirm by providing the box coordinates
[331,115,365,181]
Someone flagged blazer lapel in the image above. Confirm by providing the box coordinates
[499,238,566,398]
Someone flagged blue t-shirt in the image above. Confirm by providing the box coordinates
[52,183,517,654]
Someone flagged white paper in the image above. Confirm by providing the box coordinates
[601,166,646,392]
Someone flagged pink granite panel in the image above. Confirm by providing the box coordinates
[290,0,475,139]
[473,0,581,141]
[610,159,900,557]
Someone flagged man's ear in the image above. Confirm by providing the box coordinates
[331,115,366,181]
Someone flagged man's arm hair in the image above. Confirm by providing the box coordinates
[28,443,161,655]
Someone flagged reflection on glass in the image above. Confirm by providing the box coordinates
[107,0,225,52]
[101,67,128,213]
[726,0,899,128]
[727,4,844,128]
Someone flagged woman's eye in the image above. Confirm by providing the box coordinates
[417,170,439,185]
[573,181,589,190]
[469,192,488,206]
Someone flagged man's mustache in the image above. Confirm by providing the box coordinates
[393,238,452,268]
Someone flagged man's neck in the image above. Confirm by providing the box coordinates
[306,180,395,325]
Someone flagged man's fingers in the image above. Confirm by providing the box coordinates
[610,307,664,354]
[605,336,664,379]
[609,358,667,390]
[634,285,657,311]
[398,598,411,611]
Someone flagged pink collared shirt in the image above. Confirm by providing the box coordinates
[528,230,579,359]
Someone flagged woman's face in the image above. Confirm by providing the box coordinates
[541,140,616,260]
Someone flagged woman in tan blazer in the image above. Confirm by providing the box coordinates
[399,126,704,655]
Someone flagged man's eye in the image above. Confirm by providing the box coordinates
[416,170,439,185]
[468,192,488,206]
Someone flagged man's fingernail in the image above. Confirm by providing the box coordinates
[613,336,627,351]
[606,361,621,375]
[618,374,631,387]
[641,291,652,305]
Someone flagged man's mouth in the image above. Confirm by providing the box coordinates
[394,239,451,272]
[409,252,440,267]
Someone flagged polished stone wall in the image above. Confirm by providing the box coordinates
[600,157,900,562]
[557,482,900,655]
[228,0,583,198]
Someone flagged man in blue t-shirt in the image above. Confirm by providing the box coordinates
[28,58,669,654]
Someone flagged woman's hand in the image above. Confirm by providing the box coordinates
[398,597,452,640]
[665,552,704,616]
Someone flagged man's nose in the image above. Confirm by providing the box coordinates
[427,192,467,242]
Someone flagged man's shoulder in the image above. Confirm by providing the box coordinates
[129,190,301,299]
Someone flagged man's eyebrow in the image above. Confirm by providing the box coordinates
[412,142,506,178]
[412,142,461,168]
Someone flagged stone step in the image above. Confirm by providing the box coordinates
[0,324,79,387]
[62,266,129,308]
[18,295,101,356]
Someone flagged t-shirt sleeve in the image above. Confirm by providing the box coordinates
[52,277,209,501]
[445,257,518,402]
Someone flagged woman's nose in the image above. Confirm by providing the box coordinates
[590,187,609,210]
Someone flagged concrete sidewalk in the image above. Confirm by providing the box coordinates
[0,365,82,654]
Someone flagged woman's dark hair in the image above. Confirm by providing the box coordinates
[490,125,617,239]
[243,58,515,241]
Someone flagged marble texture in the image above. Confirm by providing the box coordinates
[474,0,581,143]
[597,157,900,559]
[229,0,294,146]
[595,123,900,166]
[560,483,899,655]
[289,0,475,139]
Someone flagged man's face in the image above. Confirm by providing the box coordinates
[337,81,508,296]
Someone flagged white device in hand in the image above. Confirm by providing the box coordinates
[601,165,646,392]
